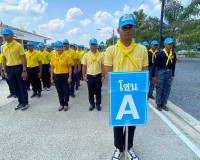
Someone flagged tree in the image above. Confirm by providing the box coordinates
[106,35,118,47]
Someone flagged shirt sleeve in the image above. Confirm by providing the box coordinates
[66,55,72,65]
[172,52,176,76]
[37,53,42,62]
[104,47,113,66]
[19,45,25,56]
[50,57,54,66]
[142,49,149,67]
[152,53,160,77]
[81,54,87,65]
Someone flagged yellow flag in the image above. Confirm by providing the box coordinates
[20,26,24,30]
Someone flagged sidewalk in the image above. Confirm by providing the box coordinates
[0,80,199,160]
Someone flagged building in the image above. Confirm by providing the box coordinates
[0,25,51,49]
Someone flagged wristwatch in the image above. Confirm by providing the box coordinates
[23,70,27,72]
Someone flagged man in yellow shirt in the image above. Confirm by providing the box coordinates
[63,39,77,98]
[75,45,82,90]
[38,43,51,91]
[79,45,86,81]
[26,42,42,98]
[0,48,15,98]
[1,28,29,111]
[104,14,148,160]
[82,38,105,111]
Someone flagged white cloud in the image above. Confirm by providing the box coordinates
[67,27,80,35]
[80,19,92,26]
[93,11,113,25]
[0,0,48,26]
[98,27,113,37]
[137,4,150,13]
[38,18,66,33]
[66,8,83,21]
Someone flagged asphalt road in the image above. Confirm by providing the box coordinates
[169,58,200,121]
[0,78,200,159]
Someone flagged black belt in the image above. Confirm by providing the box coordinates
[87,73,101,77]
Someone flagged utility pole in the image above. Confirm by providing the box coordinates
[158,0,165,52]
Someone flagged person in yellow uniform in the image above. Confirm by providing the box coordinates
[1,28,29,111]
[0,48,16,98]
[50,41,72,111]
[82,38,105,111]
[26,42,42,98]
[63,39,77,97]
[38,43,51,91]
[79,45,86,81]
[104,14,148,160]
[75,45,82,90]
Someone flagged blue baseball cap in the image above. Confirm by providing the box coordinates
[77,45,82,48]
[97,45,101,49]
[0,49,1,52]
[38,43,44,47]
[46,45,51,49]
[70,43,76,47]
[63,39,69,44]
[151,40,158,45]
[119,14,136,28]
[133,38,136,42]
[27,42,34,46]
[103,48,106,52]
[164,38,175,44]
[81,45,84,48]
[89,38,98,44]
[2,28,14,35]
[137,42,142,45]
[54,41,63,47]
[2,41,6,45]
[142,41,149,46]
[115,39,118,44]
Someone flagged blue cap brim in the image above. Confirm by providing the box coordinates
[2,32,10,35]
[165,40,175,44]
[119,21,136,28]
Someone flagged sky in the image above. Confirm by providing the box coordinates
[0,0,191,47]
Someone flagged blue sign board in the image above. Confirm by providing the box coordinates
[109,71,149,126]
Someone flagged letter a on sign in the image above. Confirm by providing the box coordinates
[116,94,140,120]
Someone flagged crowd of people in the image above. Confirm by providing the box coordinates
[0,14,176,160]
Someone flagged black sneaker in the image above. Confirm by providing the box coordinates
[7,93,14,98]
[21,105,29,111]
[161,104,169,111]
[89,105,95,111]
[96,105,101,111]
[37,93,41,98]
[71,94,75,98]
[31,93,37,98]
[15,104,22,110]
[156,105,162,111]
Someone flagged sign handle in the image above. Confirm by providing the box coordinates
[125,126,129,160]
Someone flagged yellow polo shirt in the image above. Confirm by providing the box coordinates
[104,44,148,72]
[0,54,3,70]
[50,50,56,57]
[81,51,104,75]
[38,50,51,64]
[50,52,72,74]
[1,40,25,66]
[79,51,86,61]
[26,50,42,68]
[76,51,82,61]
[64,48,76,66]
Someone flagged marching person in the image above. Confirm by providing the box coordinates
[50,41,72,111]
[104,14,148,160]
[38,43,51,91]
[152,38,176,111]
[142,41,149,49]
[82,38,105,111]
[0,48,15,98]
[148,40,158,99]
[63,39,77,98]
[1,28,29,111]
[26,42,42,98]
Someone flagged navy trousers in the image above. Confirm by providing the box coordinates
[7,65,28,105]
